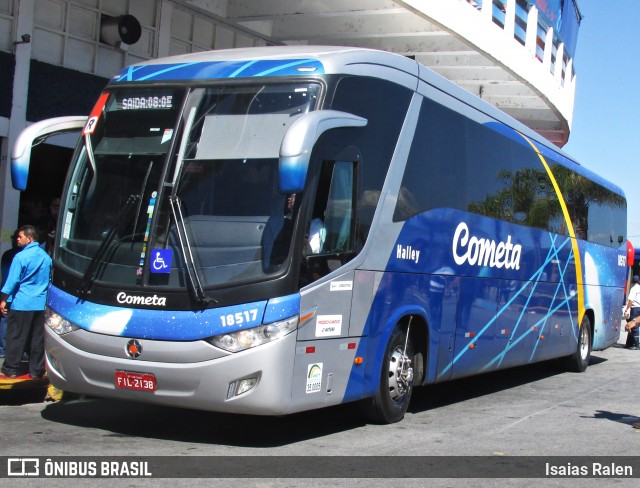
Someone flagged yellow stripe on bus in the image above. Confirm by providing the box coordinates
[518,133,585,325]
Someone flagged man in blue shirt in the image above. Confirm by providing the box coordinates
[0,225,52,378]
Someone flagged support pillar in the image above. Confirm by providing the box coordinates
[0,0,35,255]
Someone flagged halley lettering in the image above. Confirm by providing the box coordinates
[396,244,420,264]
[116,292,167,307]
[452,222,522,270]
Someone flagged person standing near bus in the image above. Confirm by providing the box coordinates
[624,275,640,350]
[0,230,20,358]
[0,225,52,378]
[614,272,638,433]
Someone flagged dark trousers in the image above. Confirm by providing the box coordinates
[627,307,640,348]
[1,310,45,377]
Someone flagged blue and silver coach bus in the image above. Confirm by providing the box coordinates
[12,46,628,423]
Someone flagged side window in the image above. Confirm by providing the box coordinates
[587,202,627,247]
[307,161,356,257]
[508,142,564,233]
[301,160,356,286]
[331,76,412,246]
[394,95,627,246]
[393,97,467,221]
[324,161,355,254]
[550,162,626,246]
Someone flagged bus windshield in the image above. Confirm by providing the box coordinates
[56,83,321,289]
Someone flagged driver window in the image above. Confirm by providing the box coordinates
[324,161,355,253]
[303,160,356,284]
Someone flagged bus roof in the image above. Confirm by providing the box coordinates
[109,45,624,200]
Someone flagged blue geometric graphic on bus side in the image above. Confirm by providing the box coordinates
[346,208,603,399]
[46,285,278,341]
[112,59,325,83]
[527,244,579,360]
[583,244,626,350]
[343,220,623,402]
[479,235,577,371]
[437,232,577,377]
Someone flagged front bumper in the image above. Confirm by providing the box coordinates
[45,325,298,415]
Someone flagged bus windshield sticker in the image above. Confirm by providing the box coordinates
[161,129,173,144]
[137,191,157,277]
[150,249,172,274]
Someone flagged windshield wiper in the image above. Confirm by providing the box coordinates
[77,194,140,297]
[169,195,217,308]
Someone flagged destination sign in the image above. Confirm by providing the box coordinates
[120,95,173,110]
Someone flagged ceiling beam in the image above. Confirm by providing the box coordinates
[226,0,403,19]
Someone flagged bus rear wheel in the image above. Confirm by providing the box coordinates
[361,326,415,424]
[564,315,592,372]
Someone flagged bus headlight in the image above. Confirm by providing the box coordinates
[207,315,298,352]
[45,308,79,336]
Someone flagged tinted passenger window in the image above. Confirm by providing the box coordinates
[394,96,626,247]
[330,76,412,246]
[549,162,626,245]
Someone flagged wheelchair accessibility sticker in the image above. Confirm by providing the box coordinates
[150,249,172,274]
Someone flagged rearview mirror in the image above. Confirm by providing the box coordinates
[11,116,87,190]
[279,110,366,193]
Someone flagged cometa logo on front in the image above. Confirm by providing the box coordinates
[117,292,167,307]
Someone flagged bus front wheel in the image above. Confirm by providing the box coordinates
[361,326,415,424]
[564,315,592,372]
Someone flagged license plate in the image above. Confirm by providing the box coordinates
[115,371,156,392]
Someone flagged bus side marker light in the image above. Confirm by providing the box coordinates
[354,357,363,365]
[465,332,475,338]
[300,309,316,325]
[539,335,545,340]
[468,344,476,349]
[306,346,315,354]
[500,329,509,335]
[348,342,356,350]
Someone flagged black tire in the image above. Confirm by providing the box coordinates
[361,326,415,424]
[564,314,591,372]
